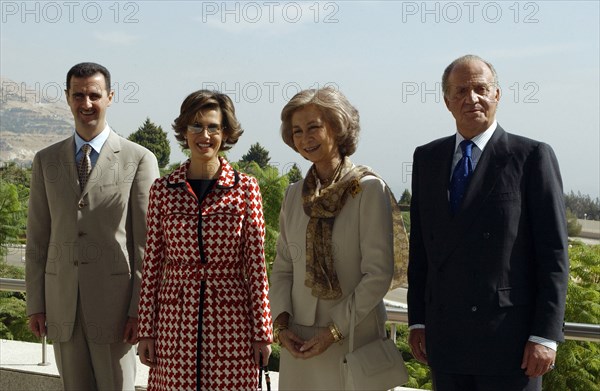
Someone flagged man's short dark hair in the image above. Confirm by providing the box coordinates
[66,62,111,91]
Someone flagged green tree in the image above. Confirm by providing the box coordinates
[0,162,30,248]
[0,180,28,255]
[565,191,600,220]
[567,209,583,237]
[128,117,171,168]
[0,169,33,341]
[0,292,38,342]
[286,163,303,184]
[0,260,37,342]
[240,142,271,169]
[0,162,31,188]
[544,243,600,391]
[233,160,288,276]
[399,189,412,205]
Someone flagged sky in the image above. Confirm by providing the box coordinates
[1,0,599,199]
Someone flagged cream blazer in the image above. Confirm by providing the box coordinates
[26,131,159,343]
[270,171,394,339]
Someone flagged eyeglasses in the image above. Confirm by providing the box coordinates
[446,83,498,102]
[187,123,223,135]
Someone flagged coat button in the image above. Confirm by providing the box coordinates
[74,260,79,266]
[482,232,490,239]
[78,201,86,209]
[471,306,478,312]
[78,231,86,237]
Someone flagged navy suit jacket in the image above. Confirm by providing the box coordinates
[408,125,569,375]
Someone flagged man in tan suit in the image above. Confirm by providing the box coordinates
[26,62,159,390]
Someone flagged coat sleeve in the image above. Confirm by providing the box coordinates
[128,150,159,318]
[269,186,294,320]
[25,152,51,316]
[137,178,165,338]
[329,176,395,338]
[242,176,273,342]
[407,147,428,326]
[526,143,569,341]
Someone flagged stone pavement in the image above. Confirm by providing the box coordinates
[1,338,418,390]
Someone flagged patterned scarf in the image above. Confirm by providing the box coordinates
[302,157,409,299]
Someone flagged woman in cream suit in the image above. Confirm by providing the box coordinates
[270,87,397,390]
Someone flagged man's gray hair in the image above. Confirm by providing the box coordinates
[442,55,498,97]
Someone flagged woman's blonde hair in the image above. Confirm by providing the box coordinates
[280,86,360,157]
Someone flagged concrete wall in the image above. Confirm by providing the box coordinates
[0,368,62,391]
[578,219,600,239]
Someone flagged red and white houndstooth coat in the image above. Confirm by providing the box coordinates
[137,158,272,391]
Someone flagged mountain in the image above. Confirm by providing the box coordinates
[1,77,73,164]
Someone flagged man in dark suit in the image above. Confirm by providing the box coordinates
[26,62,159,390]
[407,54,569,391]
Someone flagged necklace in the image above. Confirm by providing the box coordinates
[318,158,344,187]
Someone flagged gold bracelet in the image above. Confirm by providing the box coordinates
[328,323,344,342]
[273,324,288,344]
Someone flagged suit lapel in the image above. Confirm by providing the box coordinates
[461,126,511,214]
[419,137,456,269]
[440,126,512,262]
[82,130,120,195]
[430,137,455,228]
[57,136,82,196]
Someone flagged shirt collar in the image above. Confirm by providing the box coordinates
[75,123,111,154]
[454,120,497,152]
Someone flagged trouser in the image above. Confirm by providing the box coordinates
[53,296,136,391]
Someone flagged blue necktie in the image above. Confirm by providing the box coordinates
[449,140,474,214]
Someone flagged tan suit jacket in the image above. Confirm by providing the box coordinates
[26,130,159,344]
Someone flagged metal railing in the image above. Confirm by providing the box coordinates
[0,278,26,293]
[1,277,599,366]
[385,307,600,343]
[0,278,50,366]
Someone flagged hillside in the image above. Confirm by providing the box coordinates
[0,78,73,164]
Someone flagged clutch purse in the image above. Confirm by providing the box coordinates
[341,297,408,390]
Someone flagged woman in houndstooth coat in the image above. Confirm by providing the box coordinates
[137,90,273,391]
